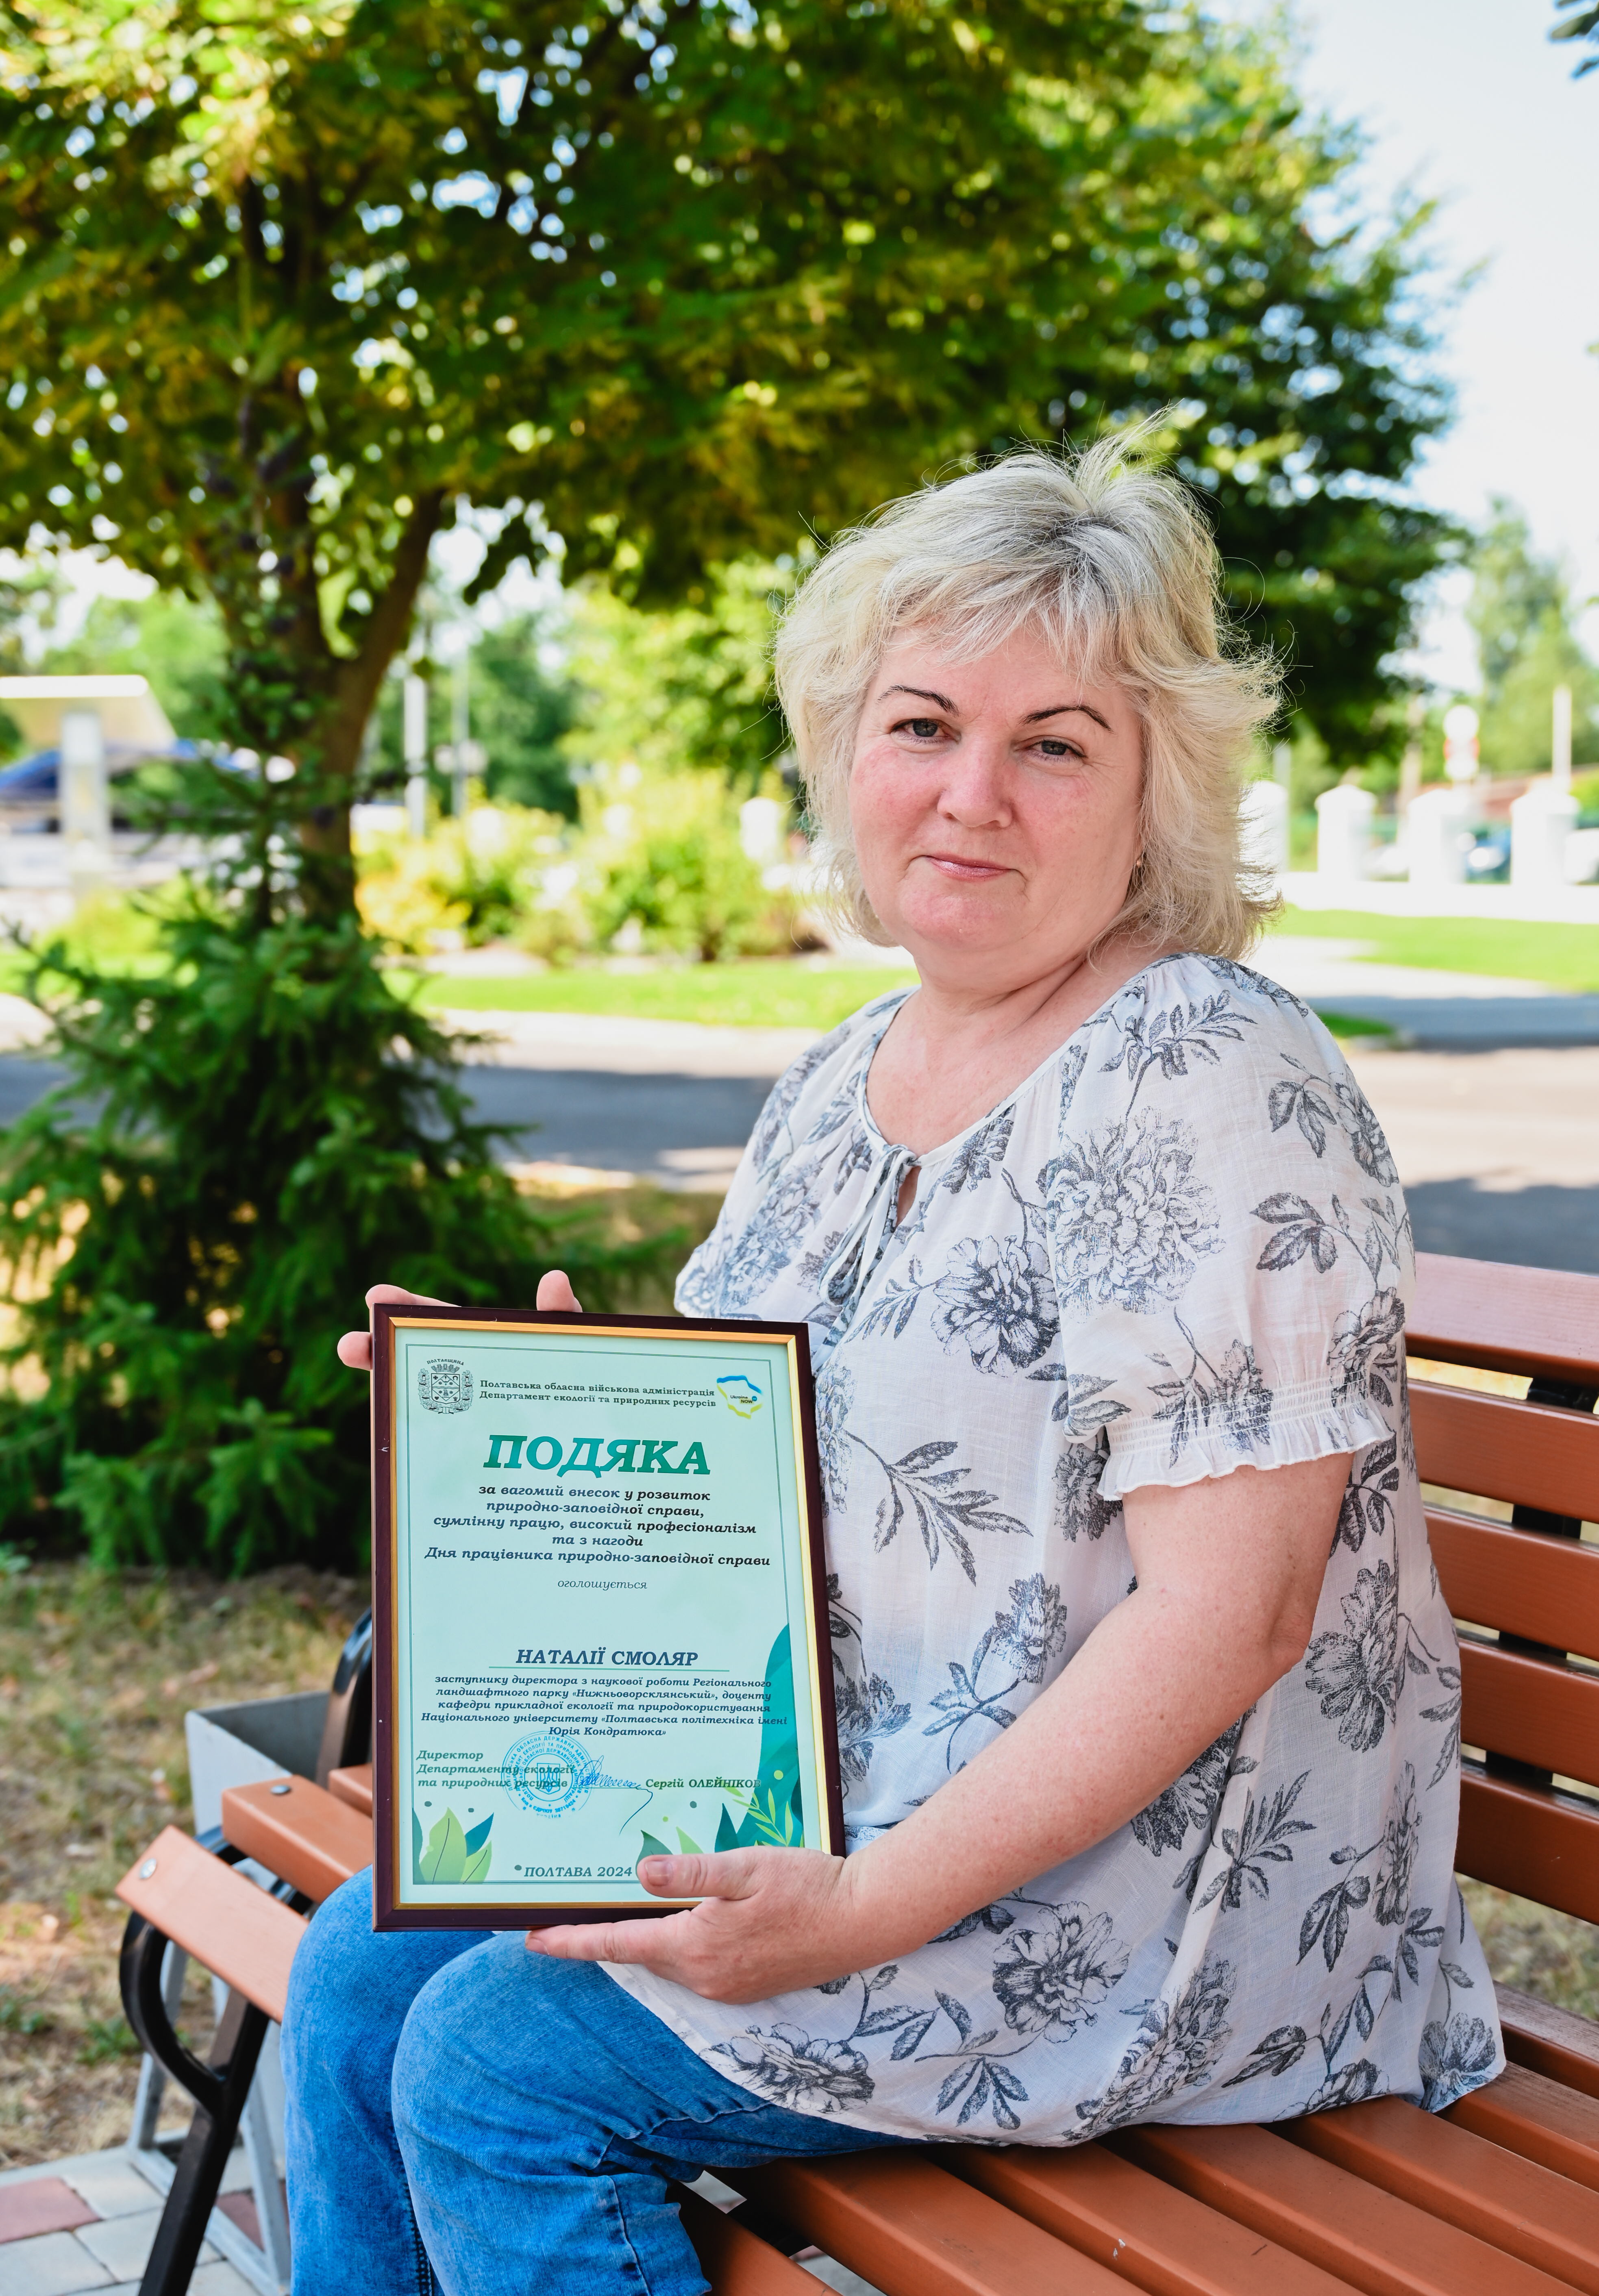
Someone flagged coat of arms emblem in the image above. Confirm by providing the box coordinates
[416,1359,473,1414]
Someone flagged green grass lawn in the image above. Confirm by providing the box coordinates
[404,961,1405,1037]
[402,962,920,1032]
[1273,908,1599,994]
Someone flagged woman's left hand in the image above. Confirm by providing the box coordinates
[524,1846,866,2004]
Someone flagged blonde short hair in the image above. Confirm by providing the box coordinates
[773,425,1281,959]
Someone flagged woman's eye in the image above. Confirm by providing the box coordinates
[903,718,941,739]
[1036,738,1074,758]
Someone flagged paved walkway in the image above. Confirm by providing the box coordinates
[1251,937,1599,1049]
[0,2147,255,2295]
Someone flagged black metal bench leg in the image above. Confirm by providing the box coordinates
[137,1984,271,2296]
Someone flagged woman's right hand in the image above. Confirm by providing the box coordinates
[335,1271,583,1372]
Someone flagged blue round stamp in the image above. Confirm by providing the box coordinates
[500,1731,596,1817]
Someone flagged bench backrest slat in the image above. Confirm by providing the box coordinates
[1410,1252,1599,1388]
[1429,1508,1599,1666]
[1458,1639,1599,1793]
[1411,1380,1599,1522]
[1459,1773,1599,1929]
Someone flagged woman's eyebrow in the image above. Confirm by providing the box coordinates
[881,683,958,710]
[1023,702,1112,731]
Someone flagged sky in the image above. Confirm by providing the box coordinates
[1227,0,1599,688]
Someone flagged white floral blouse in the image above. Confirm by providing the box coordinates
[605,954,1503,2142]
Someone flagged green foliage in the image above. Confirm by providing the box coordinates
[563,563,791,791]
[367,613,584,820]
[76,2013,141,2064]
[1553,0,1599,75]
[1465,502,1599,777]
[472,617,584,815]
[1482,622,1599,779]
[0,895,675,1575]
[44,591,231,744]
[0,560,70,756]
[0,1987,51,2035]
[581,771,791,961]
[0,0,1454,865]
[1468,501,1571,700]
[356,803,571,950]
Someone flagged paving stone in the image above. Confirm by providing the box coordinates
[0,2229,114,2295]
[58,2156,157,2222]
[0,2178,98,2243]
[72,2207,216,2281]
[188,2261,262,2295]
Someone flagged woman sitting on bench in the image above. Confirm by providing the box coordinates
[285,431,1501,2296]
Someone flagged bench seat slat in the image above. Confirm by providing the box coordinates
[327,1762,374,1817]
[1430,1506,1599,1664]
[1458,1636,1599,1791]
[222,1777,373,1906]
[1116,2120,1567,2295]
[1409,1253,1599,1389]
[115,1827,305,2024]
[674,2185,819,2295]
[1446,2061,1599,2194]
[949,2139,1355,2295]
[1458,1764,1599,1927]
[1410,1380,1599,1523]
[1499,1983,1599,2103]
[719,2154,1128,2296]
[1286,2093,1599,2292]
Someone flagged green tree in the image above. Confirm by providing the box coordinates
[0,561,68,754]
[1,0,1453,845]
[562,559,788,791]
[1467,501,1599,776]
[44,589,230,741]
[366,610,583,816]
[472,615,583,814]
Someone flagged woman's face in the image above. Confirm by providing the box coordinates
[848,622,1146,986]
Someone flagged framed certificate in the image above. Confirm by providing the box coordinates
[370,1304,842,1928]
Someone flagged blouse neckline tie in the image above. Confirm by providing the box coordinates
[816,1140,919,1348]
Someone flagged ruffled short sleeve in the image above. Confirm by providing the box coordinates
[1042,958,1412,1503]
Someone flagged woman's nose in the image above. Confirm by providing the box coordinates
[935,736,1014,827]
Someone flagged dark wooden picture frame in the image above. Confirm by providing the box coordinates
[370,1302,843,1928]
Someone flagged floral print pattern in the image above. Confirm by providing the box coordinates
[609,954,1500,2141]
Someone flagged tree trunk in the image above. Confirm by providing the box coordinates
[296,491,445,918]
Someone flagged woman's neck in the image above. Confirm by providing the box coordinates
[865,931,1169,1159]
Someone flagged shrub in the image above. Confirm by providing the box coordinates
[582,771,796,962]
[0,890,675,1577]
[355,803,574,953]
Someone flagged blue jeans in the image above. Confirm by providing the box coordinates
[280,1871,910,2295]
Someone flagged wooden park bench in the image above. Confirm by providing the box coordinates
[115,1248,1599,2296]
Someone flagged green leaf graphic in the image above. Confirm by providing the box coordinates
[637,1830,671,1863]
[725,1628,805,1849]
[461,1841,493,1885]
[412,1810,424,1885]
[715,1804,740,1852]
[421,1809,467,1883]
[675,1828,701,1856]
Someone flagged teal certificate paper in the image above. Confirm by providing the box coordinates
[370,1306,840,1928]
